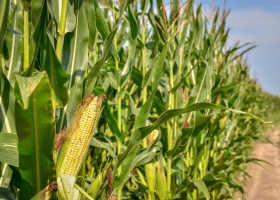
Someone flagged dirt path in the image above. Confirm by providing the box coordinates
[243,128,280,200]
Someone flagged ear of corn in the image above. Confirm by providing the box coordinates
[86,168,108,199]
[57,174,80,200]
[136,168,148,186]
[155,162,167,200]
[145,162,156,199]
[95,3,110,40]
[55,94,105,177]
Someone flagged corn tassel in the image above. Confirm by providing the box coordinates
[55,94,105,177]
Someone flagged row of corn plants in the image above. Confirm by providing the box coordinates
[1,0,280,199]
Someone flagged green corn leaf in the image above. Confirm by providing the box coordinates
[86,168,109,199]
[118,0,134,24]
[85,0,96,50]
[0,0,10,55]
[0,132,18,167]
[193,180,210,199]
[134,43,169,130]
[188,65,207,105]
[140,0,148,13]
[49,0,76,34]
[212,82,239,96]
[202,174,244,195]
[112,144,139,193]
[4,0,22,84]
[84,28,117,96]
[120,42,136,89]
[165,116,211,158]
[90,138,116,157]
[23,0,47,75]
[131,67,143,87]
[41,32,69,107]
[128,6,138,40]
[102,100,124,143]
[38,3,68,107]
[14,72,56,199]
[57,0,89,130]
[0,73,15,133]
[113,103,226,193]
[95,3,110,40]
[116,101,271,177]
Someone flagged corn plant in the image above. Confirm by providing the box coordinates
[0,0,280,200]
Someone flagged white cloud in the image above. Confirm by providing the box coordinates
[227,9,280,46]
[215,8,280,95]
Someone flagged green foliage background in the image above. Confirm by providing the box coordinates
[0,0,280,199]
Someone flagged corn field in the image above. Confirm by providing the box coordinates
[0,0,280,199]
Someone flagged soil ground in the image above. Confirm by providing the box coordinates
[242,128,280,200]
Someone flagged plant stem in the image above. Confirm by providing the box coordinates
[23,6,29,71]
[112,4,123,199]
[167,107,173,197]
[141,22,146,99]
[142,19,147,147]
[141,18,156,200]
[117,59,122,200]
[167,40,175,200]
[56,0,68,61]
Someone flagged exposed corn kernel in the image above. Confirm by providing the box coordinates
[56,94,105,177]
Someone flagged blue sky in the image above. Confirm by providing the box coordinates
[197,0,280,96]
